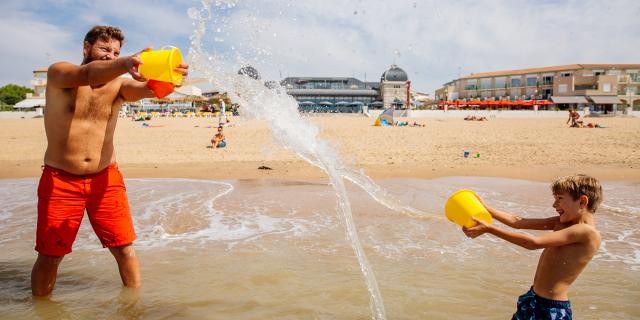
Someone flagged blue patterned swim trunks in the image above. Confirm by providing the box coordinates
[512,287,572,320]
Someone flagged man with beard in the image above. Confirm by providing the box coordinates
[31,25,189,296]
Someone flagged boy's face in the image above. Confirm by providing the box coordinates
[552,191,585,223]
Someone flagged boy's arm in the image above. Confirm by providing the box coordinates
[463,217,592,250]
[478,195,558,230]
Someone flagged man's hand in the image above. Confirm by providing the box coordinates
[174,63,189,86]
[462,217,491,239]
[124,48,152,82]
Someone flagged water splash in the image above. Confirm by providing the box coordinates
[186,1,429,318]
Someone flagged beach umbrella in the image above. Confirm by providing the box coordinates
[335,101,350,106]
[299,101,314,106]
[319,101,334,106]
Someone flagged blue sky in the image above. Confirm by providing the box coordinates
[1,0,639,94]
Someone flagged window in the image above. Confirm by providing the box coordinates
[542,75,553,85]
[606,70,621,76]
[510,78,521,87]
[494,77,506,89]
[560,72,572,78]
[602,83,611,92]
[480,78,492,89]
[526,77,537,87]
[558,84,568,93]
[593,70,605,76]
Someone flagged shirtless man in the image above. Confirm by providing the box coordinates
[462,174,602,319]
[31,25,188,296]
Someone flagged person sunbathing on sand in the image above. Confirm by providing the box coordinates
[462,174,602,319]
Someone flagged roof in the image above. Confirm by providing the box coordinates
[381,64,408,82]
[33,67,48,73]
[461,64,640,79]
[550,96,588,104]
[15,98,46,108]
[287,88,378,96]
[589,96,622,104]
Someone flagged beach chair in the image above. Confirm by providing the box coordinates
[186,112,195,118]
[151,111,159,118]
[174,112,184,117]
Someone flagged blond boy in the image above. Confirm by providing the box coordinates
[463,174,602,319]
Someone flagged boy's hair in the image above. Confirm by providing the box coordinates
[84,25,124,46]
[218,125,223,129]
[551,174,602,212]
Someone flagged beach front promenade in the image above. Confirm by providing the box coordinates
[1,115,639,182]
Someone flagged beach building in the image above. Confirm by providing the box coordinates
[434,64,640,114]
[282,64,411,113]
[14,68,47,112]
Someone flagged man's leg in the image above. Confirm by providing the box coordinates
[31,253,64,296]
[109,244,141,288]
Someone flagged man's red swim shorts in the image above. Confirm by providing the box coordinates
[36,164,136,256]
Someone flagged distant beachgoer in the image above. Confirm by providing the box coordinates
[31,25,189,297]
[462,174,602,319]
[211,125,226,148]
[567,109,582,127]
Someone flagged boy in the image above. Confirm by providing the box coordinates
[462,174,602,320]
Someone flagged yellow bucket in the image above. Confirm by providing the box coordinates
[444,189,492,228]
[139,46,183,85]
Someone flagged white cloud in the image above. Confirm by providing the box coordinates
[0,8,78,86]
[2,0,639,94]
[194,0,640,93]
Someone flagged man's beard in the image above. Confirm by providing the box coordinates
[82,54,94,65]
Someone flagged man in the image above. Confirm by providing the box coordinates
[31,25,188,296]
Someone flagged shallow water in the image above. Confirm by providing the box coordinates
[0,177,639,319]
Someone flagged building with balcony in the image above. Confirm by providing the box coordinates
[434,64,640,113]
[15,67,48,111]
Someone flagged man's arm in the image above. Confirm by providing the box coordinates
[47,55,142,89]
[477,195,558,230]
[119,79,155,102]
[463,218,590,250]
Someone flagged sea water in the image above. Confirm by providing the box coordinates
[184,1,424,318]
[0,177,638,319]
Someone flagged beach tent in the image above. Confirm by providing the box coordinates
[14,98,46,109]
[374,107,395,126]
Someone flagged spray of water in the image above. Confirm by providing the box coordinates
[186,1,431,318]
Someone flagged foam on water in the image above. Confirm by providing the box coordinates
[1,177,638,268]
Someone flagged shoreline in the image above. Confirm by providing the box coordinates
[1,159,638,182]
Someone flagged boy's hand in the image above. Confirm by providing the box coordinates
[462,217,491,239]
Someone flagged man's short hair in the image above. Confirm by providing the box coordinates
[84,25,124,46]
[551,174,602,212]
[218,125,223,129]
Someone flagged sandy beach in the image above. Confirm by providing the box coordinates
[1,115,639,181]
[2,115,639,319]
